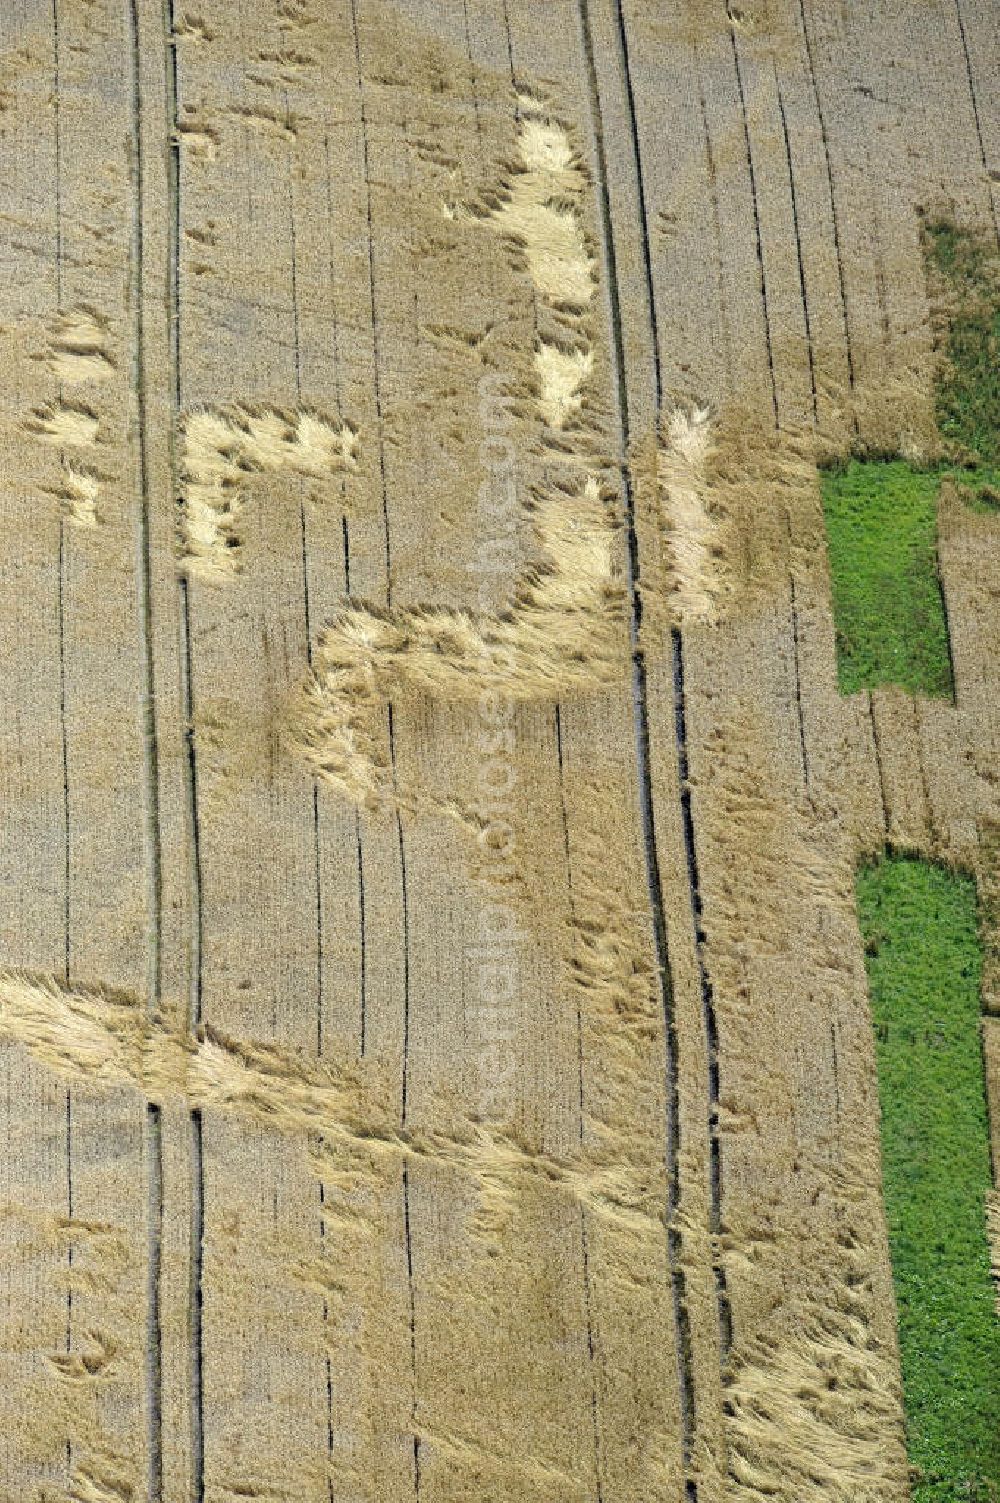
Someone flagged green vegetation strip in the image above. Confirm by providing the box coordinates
[858,856,1000,1502]
[822,221,1000,698]
[822,460,953,697]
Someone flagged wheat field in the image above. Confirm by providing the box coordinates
[0,2,997,1500]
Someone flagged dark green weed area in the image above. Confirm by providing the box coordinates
[926,220,1000,474]
[822,221,1000,697]
[858,857,1000,1503]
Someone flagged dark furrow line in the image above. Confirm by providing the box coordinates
[669,629,733,1361]
[500,0,516,94]
[912,701,935,844]
[58,523,70,984]
[696,71,736,397]
[322,133,346,408]
[130,2,166,1015]
[127,11,165,1010]
[145,1102,164,1499]
[868,694,890,840]
[460,0,483,144]
[302,500,324,1058]
[64,1088,73,1342]
[382,618,412,1494]
[308,744,324,1047]
[288,139,303,399]
[164,2,181,412]
[775,77,818,425]
[796,0,856,394]
[163,0,196,1024]
[53,0,70,980]
[303,98,337,1503]
[865,148,892,349]
[127,3,167,1497]
[174,229,208,1503]
[52,14,74,1462]
[178,587,204,1032]
[127,14,168,1022]
[938,515,960,711]
[318,1181,335,1503]
[873,253,891,346]
[785,512,810,792]
[829,1021,841,1121]
[291,143,336,1502]
[610,0,662,410]
[576,0,697,1485]
[349,0,410,1124]
[348,0,393,600]
[579,1207,606,1503]
[555,703,607,1502]
[161,4,205,1499]
[356,809,368,1056]
[728,25,779,429]
[289,155,326,1062]
[788,572,810,792]
[64,1085,74,1476]
[402,1163,421,1497]
[953,0,1000,248]
[189,1105,205,1503]
[395,124,419,1130]
[323,133,366,1063]
[346,28,415,1424]
[553,702,586,1139]
[51,0,63,304]
[388,705,412,1124]
[953,0,988,172]
[340,520,369,1060]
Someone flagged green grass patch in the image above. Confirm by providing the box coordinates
[821,460,953,697]
[858,856,1000,1503]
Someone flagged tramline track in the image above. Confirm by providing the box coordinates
[578,0,734,1490]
